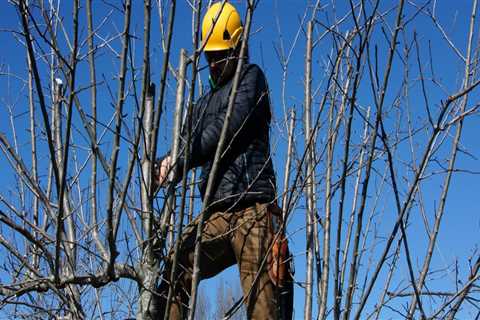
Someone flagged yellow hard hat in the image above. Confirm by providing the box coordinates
[201,2,243,52]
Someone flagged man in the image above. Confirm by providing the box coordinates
[153,2,293,319]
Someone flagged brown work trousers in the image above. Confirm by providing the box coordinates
[153,202,292,319]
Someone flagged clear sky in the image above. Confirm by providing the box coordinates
[0,1,479,319]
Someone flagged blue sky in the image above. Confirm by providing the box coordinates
[1,1,480,319]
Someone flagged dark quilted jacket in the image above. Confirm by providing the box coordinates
[177,63,276,212]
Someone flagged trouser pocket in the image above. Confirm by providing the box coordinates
[266,204,294,288]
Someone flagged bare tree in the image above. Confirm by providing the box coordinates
[1,1,480,319]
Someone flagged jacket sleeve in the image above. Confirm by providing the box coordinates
[190,64,267,165]
[157,92,205,183]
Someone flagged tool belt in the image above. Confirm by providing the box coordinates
[267,204,293,287]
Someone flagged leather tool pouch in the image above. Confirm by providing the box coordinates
[267,204,292,287]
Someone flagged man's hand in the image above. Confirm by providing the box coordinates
[154,155,172,189]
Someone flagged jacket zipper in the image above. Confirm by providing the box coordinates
[243,154,251,186]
